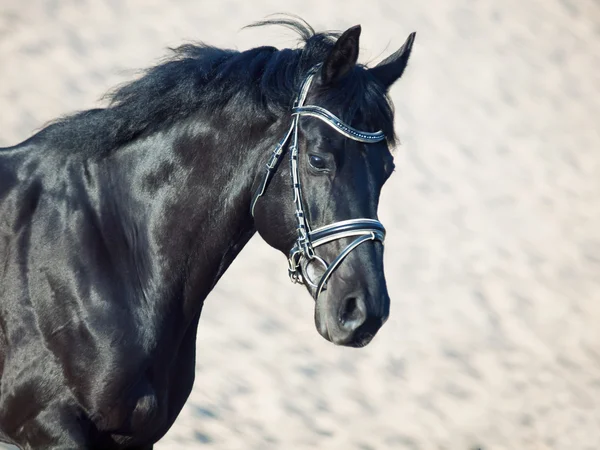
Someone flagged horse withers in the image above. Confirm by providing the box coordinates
[0,19,415,449]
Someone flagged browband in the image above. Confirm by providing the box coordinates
[292,106,385,143]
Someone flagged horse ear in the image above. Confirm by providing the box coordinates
[369,32,416,89]
[321,25,361,85]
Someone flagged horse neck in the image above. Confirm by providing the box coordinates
[97,108,281,317]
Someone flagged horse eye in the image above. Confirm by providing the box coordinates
[309,154,328,171]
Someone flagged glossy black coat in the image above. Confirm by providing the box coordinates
[0,20,414,449]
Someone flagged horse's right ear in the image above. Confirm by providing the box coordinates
[369,32,416,89]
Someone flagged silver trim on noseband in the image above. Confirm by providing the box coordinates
[251,65,387,299]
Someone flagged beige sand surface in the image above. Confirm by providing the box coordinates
[1,1,599,449]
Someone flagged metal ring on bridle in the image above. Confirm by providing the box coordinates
[251,64,387,298]
[301,255,329,289]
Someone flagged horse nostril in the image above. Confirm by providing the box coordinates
[339,296,367,331]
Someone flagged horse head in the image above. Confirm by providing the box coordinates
[253,25,416,347]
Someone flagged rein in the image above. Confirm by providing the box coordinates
[251,65,387,298]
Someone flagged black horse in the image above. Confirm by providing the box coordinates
[0,19,415,449]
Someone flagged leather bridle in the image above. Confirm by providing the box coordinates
[251,65,387,299]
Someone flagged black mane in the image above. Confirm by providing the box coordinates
[30,18,396,156]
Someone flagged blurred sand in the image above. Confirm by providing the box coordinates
[1,1,600,449]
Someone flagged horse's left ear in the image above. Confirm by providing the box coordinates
[369,32,416,89]
[321,25,361,85]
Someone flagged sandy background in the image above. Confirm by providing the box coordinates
[1,0,600,449]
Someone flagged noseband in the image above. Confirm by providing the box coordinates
[251,65,387,298]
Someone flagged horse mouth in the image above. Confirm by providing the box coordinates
[329,328,376,348]
[345,332,375,348]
